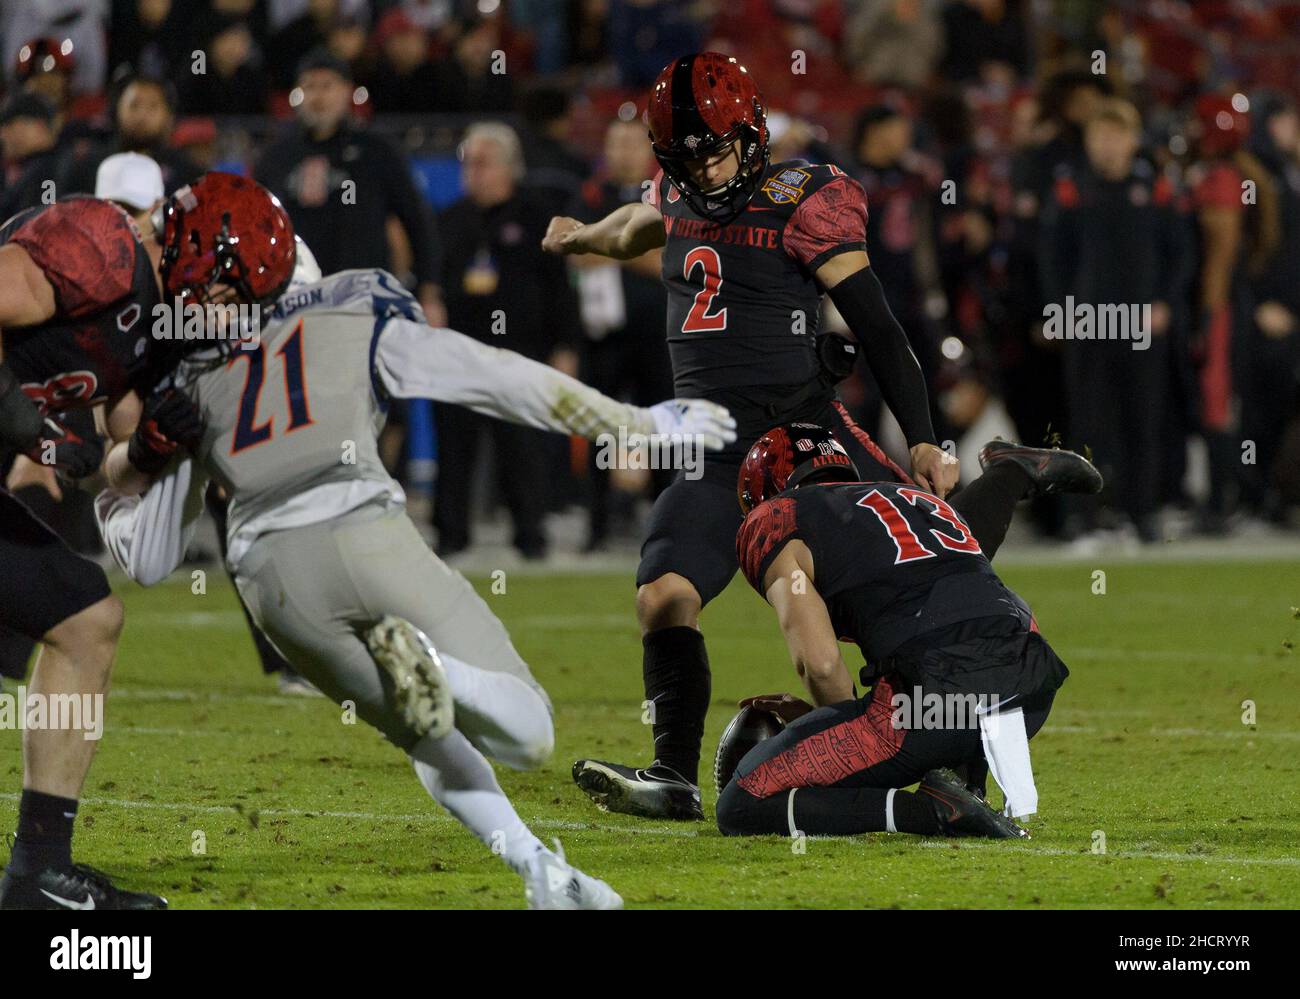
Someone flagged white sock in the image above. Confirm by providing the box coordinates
[409,729,546,875]
[439,652,554,771]
[979,706,1037,818]
[884,788,898,833]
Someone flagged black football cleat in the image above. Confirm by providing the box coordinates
[918,768,1029,839]
[572,759,704,821]
[0,863,168,910]
[978,439,1103,498]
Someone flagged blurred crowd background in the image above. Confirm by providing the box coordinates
[3,0,1300,563]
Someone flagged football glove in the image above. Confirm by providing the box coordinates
[128,389,205,475]
[26,416,105,480]
[0,363,44,453]
[647,399,737,452]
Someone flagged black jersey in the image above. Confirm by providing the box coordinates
[736,480,1034,664]
[0,197,160,412]
[650,159,870,446]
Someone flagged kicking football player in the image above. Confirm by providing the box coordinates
[545,52,1100,819]
[715,423,1075,838]
[93,250,735,909]
[0,172,290,909]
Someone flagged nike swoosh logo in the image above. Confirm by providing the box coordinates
[40,888,95,910]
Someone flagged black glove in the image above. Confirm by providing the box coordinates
[0,363,44,453]
[26,416,105,479]
[815,332,859,383]
[128,389,205,475]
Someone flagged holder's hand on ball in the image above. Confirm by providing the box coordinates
[738,693,813,724]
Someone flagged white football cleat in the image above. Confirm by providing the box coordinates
[366,615,454,740]
[525,841,623,910]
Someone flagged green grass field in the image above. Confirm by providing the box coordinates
[3,557,1298,909]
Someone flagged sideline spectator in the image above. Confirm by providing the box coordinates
[255,49,446,323]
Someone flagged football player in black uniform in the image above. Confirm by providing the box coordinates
[0,173,295,908]
[544,52,1100,820]
[716,423,1069,838]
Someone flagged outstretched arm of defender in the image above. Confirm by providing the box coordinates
[374,319,735,448]
[542,203,666,260]
[763,541,854,706]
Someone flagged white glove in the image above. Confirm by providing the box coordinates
[646,399,737,452]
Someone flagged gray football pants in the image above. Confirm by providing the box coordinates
[232,503,552,754]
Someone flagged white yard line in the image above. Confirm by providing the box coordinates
[0,792,1294,865]
[1063,648,1282,663]
[0,791,696,837]
[912,840,1300,868]
[1043,724,1300,740]
[107,688,316,706]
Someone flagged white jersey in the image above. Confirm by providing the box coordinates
[95,268,725,580]
[176,269,413,563]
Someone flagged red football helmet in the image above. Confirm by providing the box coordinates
[647,52,769,224]
[738,423,859,514]
[16,37,75,81]
[156,172,296,307]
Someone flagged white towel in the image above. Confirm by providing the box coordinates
[978,705,1038,819]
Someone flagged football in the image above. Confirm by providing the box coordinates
[713,705,785,795]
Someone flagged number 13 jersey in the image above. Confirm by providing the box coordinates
[736,480,1036,665]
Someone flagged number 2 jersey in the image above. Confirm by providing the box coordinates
[649,159,869,457]
[737,480,1069,697]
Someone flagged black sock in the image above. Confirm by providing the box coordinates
[890,789,942,835]
[642,626,711,786]
[957,755,990,798]
[950,462,1032,560]
[719,784,943,836]
[10,789,78,875]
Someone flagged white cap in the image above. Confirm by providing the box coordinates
[95,152,164,211]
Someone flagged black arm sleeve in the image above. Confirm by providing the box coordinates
[827,266,937,448]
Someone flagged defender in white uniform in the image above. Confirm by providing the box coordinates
[96,248,735,908]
